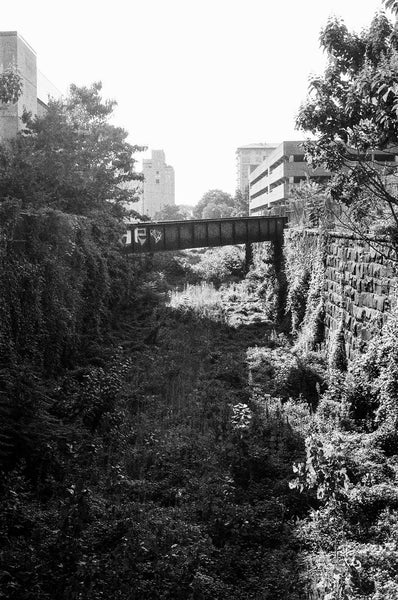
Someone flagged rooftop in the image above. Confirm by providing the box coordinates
[236,143,278,150]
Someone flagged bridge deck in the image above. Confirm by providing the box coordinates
[124,216,287,254]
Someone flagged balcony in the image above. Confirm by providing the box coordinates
[267,182,287,205]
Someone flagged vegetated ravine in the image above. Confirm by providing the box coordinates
[104,261,310,599]
[5,239,398,599]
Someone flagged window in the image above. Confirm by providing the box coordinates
[155,179,160,184]
[251,187,268,200]
[251,169,268,186]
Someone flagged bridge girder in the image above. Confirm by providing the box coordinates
[123,216,287,254]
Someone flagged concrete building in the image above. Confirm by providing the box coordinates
[142,150,175,218]
[249,141,330,215]
[0,31,60,139]
[236,143,278,193]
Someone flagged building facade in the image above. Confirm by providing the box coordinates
[236,143,277,194]
[249,141,330,215]
[0,31,60,139]
[142,150,175,218]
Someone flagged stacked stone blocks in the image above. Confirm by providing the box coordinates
[321,232,397,358]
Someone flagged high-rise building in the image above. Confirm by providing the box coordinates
[236,143,277,193]
[0,31,61,139]
[249,141,331,214]
[142,150,175,218]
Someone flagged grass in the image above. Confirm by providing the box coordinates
[168,282,225,320]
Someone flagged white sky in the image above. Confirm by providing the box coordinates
[1,0,389,205]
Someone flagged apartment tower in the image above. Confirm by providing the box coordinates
[236,143,277,193]
[142,150,175,218]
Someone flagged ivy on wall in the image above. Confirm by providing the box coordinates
[284,229,326,351]
[0,199,140,378]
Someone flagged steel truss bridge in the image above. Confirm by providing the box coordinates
[123,215,287,254]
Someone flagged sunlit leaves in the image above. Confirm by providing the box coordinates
[297,10,398,227]
[0,66,22,104]
[383,0,398,16]
[0,82,146,214]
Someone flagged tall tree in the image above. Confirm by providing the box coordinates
[153,204,191,221]
[296,8,398,235]
[232,187,249,217]
[193,189,235,219]
[0,82,145,215]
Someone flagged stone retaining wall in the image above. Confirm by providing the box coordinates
[320,231,396,357]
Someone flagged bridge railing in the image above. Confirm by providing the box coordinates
[123,216,287,254]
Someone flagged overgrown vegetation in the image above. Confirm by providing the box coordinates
[288,302,398,599]
[5,4,398,596]
[0,82,145,215]
[296,3,398,241]
[0,225,312,598]
[193,188,249,219]
[151,245,246,288]
[279,220,398,598]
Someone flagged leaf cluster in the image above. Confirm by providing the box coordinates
[0,67,23,104]
[297,10,398,233]
[0,82,145,215]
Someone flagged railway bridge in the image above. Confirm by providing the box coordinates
[123,216,287,262]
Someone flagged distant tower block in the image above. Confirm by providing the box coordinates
[235,143,278,193]
[142,150,175,218]
[0,31,38,139]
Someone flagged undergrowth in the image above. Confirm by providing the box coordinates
[5,207,398,599]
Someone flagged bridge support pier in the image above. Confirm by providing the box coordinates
[245,242,253,272]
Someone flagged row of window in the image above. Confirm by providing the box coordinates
[250,180,287,200]
[250,153,307,186]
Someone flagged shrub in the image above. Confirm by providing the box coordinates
[247,345,326,408]
[188,245,245,286]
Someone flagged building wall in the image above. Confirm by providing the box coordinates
[0,31,37,138]
[142,150,175,218]
[0,32,61,139]
[37,69,61,105]
[236,144,277,193]
[249,141,330,214]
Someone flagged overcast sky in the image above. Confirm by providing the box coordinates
[1,0,390,205]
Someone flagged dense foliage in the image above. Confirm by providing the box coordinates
[153,204,191,221]
[193,189,248,220]
[0,66,23,104]
[0,82,145,215]
[5,7,398,594]
[281,222,398,598]
[288,304,398,599]
[0,225,312,598]
[296,7,398,236]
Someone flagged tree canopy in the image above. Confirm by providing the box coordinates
[193,189,235,219]
[232,187,249,217]
[0,82,145,215]
[193,188,249,219]
[384,0,398,15]
[296,7,398,233]
[153,204,191,221]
